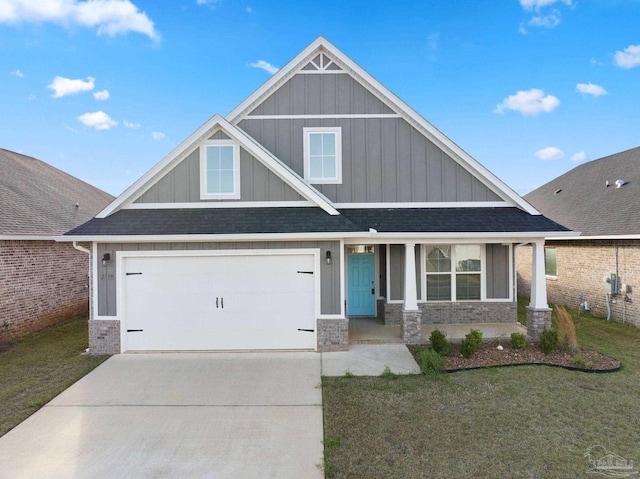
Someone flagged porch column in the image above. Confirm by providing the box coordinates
[527,240,551,340]
[402,242,421,343]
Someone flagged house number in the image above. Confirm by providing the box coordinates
[100,274,115,281]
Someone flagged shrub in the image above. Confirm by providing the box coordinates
[511,332,527,350]
[420,347,445,375]
[460,329,483,358]
[555,305,579,353]
[540,328,559,355]
[429,329,450,355]
[569,353,592,369]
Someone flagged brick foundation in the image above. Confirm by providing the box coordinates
[401,310,422,343]
[385,301,517,325]
[526,307,552,341]
[0,240,90,341]
[317,318,348,352]
[89,320,120,354]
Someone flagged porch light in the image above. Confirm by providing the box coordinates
[102,253,111,267]
[325,251,332,265]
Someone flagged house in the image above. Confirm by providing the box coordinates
[517,146,640,326]
[62,37,570,354]
[0,148,114,340]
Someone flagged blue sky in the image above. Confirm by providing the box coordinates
[1,0,639,197]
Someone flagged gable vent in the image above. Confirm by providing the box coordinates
[302,53,342,72]
[615,179,625,188]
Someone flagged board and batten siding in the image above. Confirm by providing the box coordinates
[96,241,341,317]
[238,117,501,204]
[135,147,305,204]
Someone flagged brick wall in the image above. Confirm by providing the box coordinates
[385,301,517,325]
[516,241,640,327]
[0,240,89,340]
[317,317,348,352]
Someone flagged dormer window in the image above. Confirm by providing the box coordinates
[200,140,240,199]
[303,127,342,184]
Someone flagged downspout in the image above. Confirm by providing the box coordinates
[73,242,92,349]
[73,241,91,255]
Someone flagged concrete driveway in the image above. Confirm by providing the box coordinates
[0,353,324,479]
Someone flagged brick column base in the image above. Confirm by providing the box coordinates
[526,307,552,341]
[89,320,120,355]
[317,318,348,352]
[401,310,422,344]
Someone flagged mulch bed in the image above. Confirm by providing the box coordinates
[409,344,621,373]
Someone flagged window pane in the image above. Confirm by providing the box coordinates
[207,170,220,193]
[426,245,451,273]
[309,134,323,156]
[219,146,234,169]
[455,245,481,272]
[545,248,557,276]
[323,155,336,177]
[207,146,221,169]
[309,157,323,178]
[456,274,481,300]
[219,170,234,193]
[322,133,336,153]
[426,275,451,301]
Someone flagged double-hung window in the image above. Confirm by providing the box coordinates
[425,244,482,301]
[303,127,342,184]
[200,140,240,199]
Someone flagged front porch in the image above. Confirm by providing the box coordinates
[348,317,527,345]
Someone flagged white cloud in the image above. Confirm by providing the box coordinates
[519,0,571,11]
[123,120,140,129]
[151,131,165,140]
[614,44,640,69]
[250,60,279,75]
[494,88,560,115]
[196,0,222,6]
[93,89,110,100]
[245,6,253,13]
[571,151,587,162]
[10,69,24,77]
[48,76,94,98]
[0,0,159,40]
[77,110,117,130]
[535,147,564,160]
[527,11,561,29]
[576,83,607,97]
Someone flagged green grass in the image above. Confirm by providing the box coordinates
[323,300,640,478]
[0,317,110,437]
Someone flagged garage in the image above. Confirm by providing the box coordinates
[120,251,318,351]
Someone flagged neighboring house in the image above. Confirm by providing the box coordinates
[63,37,570,354]
[0,148,114,340]
[517,146,640,326]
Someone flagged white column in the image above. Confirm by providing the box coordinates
[530,240,548,309]
[403,242,419,311]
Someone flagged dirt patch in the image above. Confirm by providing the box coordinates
[409,343,620,372]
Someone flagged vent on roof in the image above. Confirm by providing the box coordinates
[615,179,625,188]
[554,189,562,195]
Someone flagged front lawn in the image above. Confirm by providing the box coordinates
[322,304,640,478]
[0,317,110,437]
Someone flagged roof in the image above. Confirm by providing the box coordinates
[0,148,114,237]
[65,207,568,238]
[524,146,640,237]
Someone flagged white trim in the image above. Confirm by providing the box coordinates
[339,239,346,318]
[303,127,342,184]
[245,114,401,120]
[0,235,57,241]
[58,232,368,243]
[97,114,339,218]
[124,201,314,210]
[92,242,99,320]
[334,201,510,209]
[547,234,640,240]
[226,37,538,215]
[295,70,349,75]
[386,244,391,303]
[199,141,241,200]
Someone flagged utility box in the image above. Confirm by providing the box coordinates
[604,273,618,295]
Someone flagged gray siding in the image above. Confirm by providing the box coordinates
[135,148,305,204]
[388,244,422,301]
[238,117,502,204]
[249,73,395,116]
[96,241,340,317]
[486,244,510,299]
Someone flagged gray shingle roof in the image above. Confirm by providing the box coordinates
[524,146,640,236]
[65,207,568,237]
[0,148,114,236]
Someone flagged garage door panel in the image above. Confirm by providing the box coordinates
[123,253,316,351]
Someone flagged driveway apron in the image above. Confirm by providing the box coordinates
[0,352,324,479]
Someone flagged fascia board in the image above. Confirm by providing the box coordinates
[56,232,366,243]
[227,36,538,216]
[0,235,56,241]
[546,234,640,240]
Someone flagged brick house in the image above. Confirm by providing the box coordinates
[517,146,640,326]
[0,148,114,340]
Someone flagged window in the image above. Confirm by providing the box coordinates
[545,248,557,277]
[425,244,482,301]
[303,127,342,183]
[200,141,240,199]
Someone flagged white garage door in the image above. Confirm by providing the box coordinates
[122,252,317,351]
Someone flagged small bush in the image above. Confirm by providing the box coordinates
[569,353,592,369]
[540,328,559,355]
[429,329,450,355]
[555,305,579,353]
[420,347,445,375]
[460,329,483,358]
[511,332,527,350]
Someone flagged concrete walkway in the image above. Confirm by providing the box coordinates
[321,344,420,376]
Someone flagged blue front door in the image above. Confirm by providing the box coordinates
[347,254,376,316]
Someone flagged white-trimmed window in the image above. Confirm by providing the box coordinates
[200,140,240,199]
[425,244,482,301]
[303,127,342,184]
[545,247,557,277]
